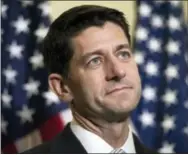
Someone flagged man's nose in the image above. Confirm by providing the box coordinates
[105,58,126,81]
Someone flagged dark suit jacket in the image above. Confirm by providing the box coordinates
[23,123,157,154]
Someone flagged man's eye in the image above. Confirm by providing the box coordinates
[87,57,102,67]
[118,51,131,60]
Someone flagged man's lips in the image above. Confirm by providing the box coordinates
[106,86,133,95]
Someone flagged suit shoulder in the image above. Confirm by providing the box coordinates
[22,131,65,154]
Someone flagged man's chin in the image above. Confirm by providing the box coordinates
[103,99,138,112]
[101,109,131,123]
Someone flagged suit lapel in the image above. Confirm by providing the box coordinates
[50,123,87,153]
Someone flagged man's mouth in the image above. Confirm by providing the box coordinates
[106,86,132,95]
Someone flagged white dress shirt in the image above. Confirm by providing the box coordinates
[70,121,136,153]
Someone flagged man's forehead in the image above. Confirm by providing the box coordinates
[71,22,129,53]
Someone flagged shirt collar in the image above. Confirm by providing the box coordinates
[70,121,136,153]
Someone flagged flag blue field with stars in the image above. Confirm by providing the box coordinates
[1,1,72,153]
[131,0,188,153]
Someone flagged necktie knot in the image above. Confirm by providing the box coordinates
[110,148,126,153]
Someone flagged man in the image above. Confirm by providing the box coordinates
[24,5,156,153]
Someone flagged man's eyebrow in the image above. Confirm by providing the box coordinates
[81,43,130,61]
[81,50,103,61]
[115,44,130,51]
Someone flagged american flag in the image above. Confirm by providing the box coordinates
[1,1,72,153]
[131,0,188,153]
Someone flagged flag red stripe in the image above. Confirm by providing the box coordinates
[2,143,18,154]
[39,114,65,141]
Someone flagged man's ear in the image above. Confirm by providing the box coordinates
[48,73,73,102]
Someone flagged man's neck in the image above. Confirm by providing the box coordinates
[73,111,130,148]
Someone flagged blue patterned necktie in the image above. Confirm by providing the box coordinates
[110,148,126,153]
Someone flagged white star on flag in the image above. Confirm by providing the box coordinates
[1,89,12,108]
[20,0,33,7]
[1,3,8,18]
[184,100,188,109]
[185,53,188,64]
[42,90,60,106]
[161,115,176,133]
[134,51,145,65]
[1,28,4,36]
[139,110,155,128]
[136,27,149,41]
[186,75,188,86]
[38,2,51,16]
[139,3,152,18]
[7,41,24,59]
[183,124,188,136]
[35,24,49,41]
[3,65,18,84]
[170,1,181,7]
[12,16,30,34]
[145,61,159,76]
[165,64,179,81]
[143,86,157,102]
[147,37,161,52]
[162,89,177,107]
[1,116,8,135]
[167,16,181,31]
[151,15,164,28]
[16,105,35,124]
[23,78,40,98]
[29,51,44,70]
[159,141,175,153]
[166,40,180,55]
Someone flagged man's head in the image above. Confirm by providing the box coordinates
[42,5,141,123]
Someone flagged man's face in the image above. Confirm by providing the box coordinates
[67,22,141,121]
